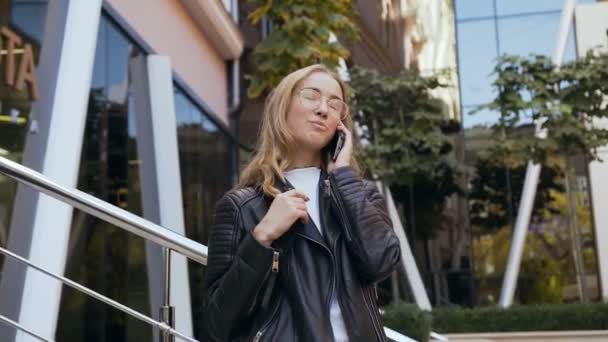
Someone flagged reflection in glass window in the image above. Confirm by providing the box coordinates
[455,0,495,20]
[10,0,48,43]
[498,13,561,57]
[455,1,600,305]
[456,20,498,109]
[0,0,48,249]
[496,0,562,16]
[174,87,232,340]
[496,0,597,17]
[56,15,150,342]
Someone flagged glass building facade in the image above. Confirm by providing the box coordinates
[0,1,236,340]
[0,0,47,258]
[454,0,600,306]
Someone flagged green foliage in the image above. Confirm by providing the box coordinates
[470,51,608,238]
[431,303,608,333]
[382,303,608,337]
[468,149,563,233]
[474,51,608,164]
[348,66,463,236]
[246,0,359,98]
[382,304,432,342]
[348,66,462,187]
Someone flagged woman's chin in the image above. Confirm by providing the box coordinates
[294,138,327,153]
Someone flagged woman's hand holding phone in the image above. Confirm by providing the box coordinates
[328,122,353,172]
[252,189,310,247]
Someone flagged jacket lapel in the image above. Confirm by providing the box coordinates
[274,174,328,249]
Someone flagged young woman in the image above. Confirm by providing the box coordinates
[204,64,401,342]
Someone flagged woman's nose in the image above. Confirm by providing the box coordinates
[315,100,329,117]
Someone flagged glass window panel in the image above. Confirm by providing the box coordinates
[496,0,561,16]
[175,90,195,126]
[0,0,48,253]
[497,13,561,56]
[456,20,498,108]
[455,0,495,20]
[56,16,151,342]
[563,25,577,62]
[106,23,130,105]
[11,2,48,43]
[174,86,232,340]
[496,0,597,16]
[516,164,597,304]
[91,18,107,90]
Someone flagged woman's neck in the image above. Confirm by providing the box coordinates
[287,150,321,170]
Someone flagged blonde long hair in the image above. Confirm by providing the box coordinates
[239,64,361,196]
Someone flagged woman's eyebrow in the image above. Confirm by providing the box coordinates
[302,86,343,100]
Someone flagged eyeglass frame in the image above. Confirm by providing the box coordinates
[295,87,349,121]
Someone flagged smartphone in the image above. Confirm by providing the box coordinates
[327,131,346,162]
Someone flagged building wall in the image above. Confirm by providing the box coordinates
[106,0,229,123]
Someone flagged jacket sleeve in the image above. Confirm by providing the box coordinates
[204,192,276,342]
[329,166,401,284]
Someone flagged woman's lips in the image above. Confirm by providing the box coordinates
[309,121,328,131]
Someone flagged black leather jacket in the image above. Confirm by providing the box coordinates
[203,166,401,342]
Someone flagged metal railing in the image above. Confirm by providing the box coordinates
[0,155,420,342]
[0,156,205,342]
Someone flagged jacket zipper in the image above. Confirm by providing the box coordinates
[253,252,281,342]
[362,285,386,341]
[252,291,281,342]
[321,178,337,324]
[326,177,385,341]
[260,250,280,309]
[272,250,279,272]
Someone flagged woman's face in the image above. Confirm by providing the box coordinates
[286,71,344,153]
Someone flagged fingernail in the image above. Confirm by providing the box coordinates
[305,196,310,201]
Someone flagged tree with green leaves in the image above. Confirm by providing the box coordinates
[468,144,563,234]
[475,51,608,303]
[348,66,466,305]
[348,66,463,238]
[246,0,359,98]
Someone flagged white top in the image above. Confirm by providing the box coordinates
[284,167,349,342]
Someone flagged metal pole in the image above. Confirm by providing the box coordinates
[498,0,576,307]
[160,247,175,342]
[0,314,53,342]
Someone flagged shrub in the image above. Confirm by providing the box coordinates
[432,303,608,333]
[381,303,432,342]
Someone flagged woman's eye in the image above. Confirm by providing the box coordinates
[329,101,343,111]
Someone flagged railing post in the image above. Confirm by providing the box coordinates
[160,247,175,342]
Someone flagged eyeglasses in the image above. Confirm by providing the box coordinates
[297,88,348,121]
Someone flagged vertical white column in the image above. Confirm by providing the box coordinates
[131,55,194,338]
[499,0,575,308]
[0,0,102,341]
[377,182,432,311]
[574,2,608,302]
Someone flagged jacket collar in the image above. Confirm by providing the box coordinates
[269,170,329,249]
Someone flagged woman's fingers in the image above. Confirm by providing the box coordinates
[298,208,309,224]
[283,189,310,201]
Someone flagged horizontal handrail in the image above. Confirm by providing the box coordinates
[0,313,53,342]
[0,246,197,342]
[0,156,207,265]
